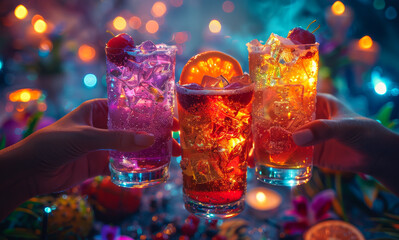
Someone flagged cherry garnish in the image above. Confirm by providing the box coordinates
[106,33,135,65]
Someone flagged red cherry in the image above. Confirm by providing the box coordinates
[106,33,135,65]
[106,33,135,49]
[287,27,315,44]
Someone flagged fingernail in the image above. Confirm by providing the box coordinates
[293,129,314,146]
[134,134,155,147]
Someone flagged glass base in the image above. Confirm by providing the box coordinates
[183,195,244,219]
[256,164,312,186]
[110,162,169,188]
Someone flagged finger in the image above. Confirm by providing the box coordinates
[67,99,108,128]
[173,118,180,131]
[81,127,155,152]
[292,118,369,147]
[172,138,181,157]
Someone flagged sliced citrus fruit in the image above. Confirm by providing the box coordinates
[304,220,365,240]
[179,51,243,85]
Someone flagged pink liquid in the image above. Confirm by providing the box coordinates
[106,46,176,172]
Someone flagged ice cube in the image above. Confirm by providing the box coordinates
[230,74,251,84]
[139,40,157,52]
[201,75,229,89]
[267,126,295,155]
[249,39,263,46]
[188,151,224,184]
[224,82,243,90]
[183,83,204,90]
[266,33,296,47]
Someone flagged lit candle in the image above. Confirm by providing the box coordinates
[348,36,380,66]
[325,1,353,44]
[245,187,282,218]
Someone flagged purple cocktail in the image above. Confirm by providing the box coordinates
[105,34,177,188]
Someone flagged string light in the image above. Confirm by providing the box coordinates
[146,20,159,34]
[113,16,127,31]
[222,1,235,13]
[152,2,167,18]
[331,1,345,15]
[209,19,221,33]
[33,19,47,33]
[78,45,96,62]
[14,5,28,19]
[129,16,142,29]
[359,35,373,49]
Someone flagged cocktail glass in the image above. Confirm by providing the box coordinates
[177,74,254,219]
[247,34,319,186]
[105,41,177,188]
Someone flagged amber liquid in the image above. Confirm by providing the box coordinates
[177,85,254,205]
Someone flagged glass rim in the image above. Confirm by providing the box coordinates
[175,82,255,95]
[246,41,320,48]
[105,44,178,51]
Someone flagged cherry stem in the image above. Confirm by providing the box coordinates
[312,25,320,33]
[306,20,317,30]
[106,30,115,37]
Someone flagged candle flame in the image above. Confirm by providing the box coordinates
[256,191,266,203]
[332,1,345,15]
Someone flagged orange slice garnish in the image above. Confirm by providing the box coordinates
[304,220,365,240]
[179,51,243,85]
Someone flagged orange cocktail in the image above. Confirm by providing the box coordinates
[247,32,319,186]
[177,51,253,219]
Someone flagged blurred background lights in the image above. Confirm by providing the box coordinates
[174,32,188,44]
[14,5,28,19]
[44,207,52,214]
[371,68,389,95]
[83,74,97,88]
[332,1,345,15]
[129,16,142,29]
[113,16,127,31]
[373,0,385,10]
[222,1,235,13]
[170,0,183,7]
[20,90,31,102]
[0,60,3,71]
[146,20,159,34]
[33,19,47,33]
[375,82,387,95]
[39,39,53,52]
[152,2,167,18]
[359,35,373,49]
[31,15,43,26]
[209,19,221,33]
[385,6,397,20]
[78,44,96,62]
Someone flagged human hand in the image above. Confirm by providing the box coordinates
[1,99,181,196]
[292,93,399,194]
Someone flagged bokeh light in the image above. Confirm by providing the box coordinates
[375,82,387,95]
[83,74,97,88]
[113,16,127,31]
[209,19,221,33]
[15,5,28,20]
[31,15,43,26]
[222,1,235,13]
[0,60,3,71]
[373,0,385,10]
[152,2,167,18]
[20,90,31,102]
[170,0,183,7]
[39,39,53,52]
[78,44,96,62]
[129,16,142,29]
[33,19,47,33]
[385,6,397,20]
[359,35,373,49]
[146,20,159,34]
[175,32,189,44]
[331,1,345,15]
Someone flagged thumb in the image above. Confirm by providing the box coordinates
[292,119,367,146]
[81,127,155,152]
